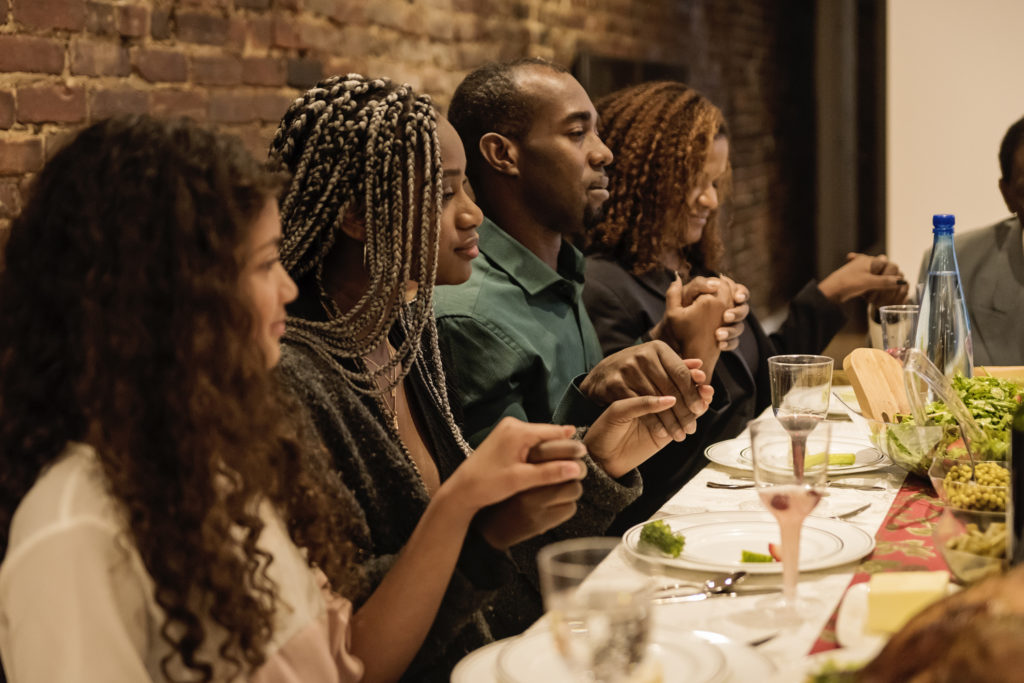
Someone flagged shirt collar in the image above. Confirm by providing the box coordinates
[478,218,587,299]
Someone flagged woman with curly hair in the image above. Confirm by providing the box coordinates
[0,116,580,683]
[269,74,677,680]
[582,81,909,526]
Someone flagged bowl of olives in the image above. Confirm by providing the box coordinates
[927,458,1009,512]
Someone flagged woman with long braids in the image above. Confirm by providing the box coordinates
[0,116,581,683]
[581,82,909,523]
[269,74,676,681]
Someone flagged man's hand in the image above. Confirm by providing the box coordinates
[818,252,909,305]
[584,395,680,478]
[580,341,714,442]
[474,439,587,550]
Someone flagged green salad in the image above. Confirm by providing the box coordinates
[883,374,1023,474]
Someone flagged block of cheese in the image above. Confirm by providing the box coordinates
[866,571,949,633]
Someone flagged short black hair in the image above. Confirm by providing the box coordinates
[998,115,1024,180]
[448,57,568,186]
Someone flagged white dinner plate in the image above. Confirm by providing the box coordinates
[704,436,890,475]
[495,628,727,683]
[624,511,876,574]
[835,581,960,656]
[450,628,774,683]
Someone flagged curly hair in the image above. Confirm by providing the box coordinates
[0,116,360,682]
[584,81,730,276]
[269,74,469,452]
[448,57,568,189]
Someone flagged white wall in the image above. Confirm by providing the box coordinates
[886,0,1024,279]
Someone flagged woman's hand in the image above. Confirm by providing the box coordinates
[447,418,585,515]
[653,275,732,378]
[474,438,588,549]
[583,394,681,478]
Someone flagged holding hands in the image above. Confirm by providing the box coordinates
[580,341,713,442]
[818,252,909,306]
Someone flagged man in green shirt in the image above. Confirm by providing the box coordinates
[436,58,720,450]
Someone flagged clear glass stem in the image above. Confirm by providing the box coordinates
[778,512,805,604]
[791,434,807,482]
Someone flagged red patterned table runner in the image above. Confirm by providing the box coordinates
[810,476,945,652]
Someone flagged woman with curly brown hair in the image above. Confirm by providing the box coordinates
[0,116,581,683]
[583,82,909,527]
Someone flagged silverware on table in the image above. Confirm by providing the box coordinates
[828,502,871,520]
[651,571,782,604]
[706,480,884,492]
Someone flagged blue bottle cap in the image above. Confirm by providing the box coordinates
[932,214,955,234]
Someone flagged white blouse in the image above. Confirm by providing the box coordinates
[0,443,363,682]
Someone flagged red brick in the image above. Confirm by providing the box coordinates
[117,4,149,37]
[272,17,303,49]
[0,180,21,218]
[134,48,188,83]
[0,36,65,74]
[89,88,149,119]
[209,91,292,124]
[191,55,243,86]
[286,58,322,89]
[0,92,14,130]
[70,38,131,77]
[176,10,228,45]
[248,16,273,49]
[85,1,117,35]
[226,16,247,50]
[242,57,286,87]
[13,0,86,30]
[150,89,208,120]
[0,138,45,175]
[17,85,87,124]
[151,7,171,39]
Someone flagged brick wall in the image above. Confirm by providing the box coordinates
[0,0,815,312]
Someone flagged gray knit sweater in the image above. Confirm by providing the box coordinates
[276,330,641,682]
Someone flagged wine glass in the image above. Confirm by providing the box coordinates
[767,354,834,476]
[536,538,656,683]
[748,417,832,624]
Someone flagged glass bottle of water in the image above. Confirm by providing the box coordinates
[914,214,973,378]
[1010,400,1024,564]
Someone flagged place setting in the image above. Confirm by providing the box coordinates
[451,537,777,683]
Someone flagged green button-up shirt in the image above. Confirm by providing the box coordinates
[434,218,604,446]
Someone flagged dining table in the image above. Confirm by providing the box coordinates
[453,386,957,683]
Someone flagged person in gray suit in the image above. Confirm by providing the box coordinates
[918,115,1024,365]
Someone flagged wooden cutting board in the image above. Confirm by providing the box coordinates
[843,348,911,422]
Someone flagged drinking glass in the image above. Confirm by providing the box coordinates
[768,354,834,474]
[748,417,832,624]
[537,538,655,683]
[879,304,920,361]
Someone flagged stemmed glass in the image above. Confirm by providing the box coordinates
[536,538,655,683]
[748,417,832,624]
[767,354,834,475]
